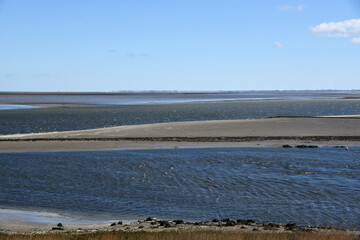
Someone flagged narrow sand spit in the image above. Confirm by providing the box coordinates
[0,117,359,152]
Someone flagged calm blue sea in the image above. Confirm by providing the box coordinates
[1,148,359,227]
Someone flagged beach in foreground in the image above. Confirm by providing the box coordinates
[0,209,359,238]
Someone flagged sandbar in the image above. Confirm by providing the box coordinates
[0,117,359,153]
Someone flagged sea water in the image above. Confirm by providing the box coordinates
[1,148,359,227]
[1,99,360,135]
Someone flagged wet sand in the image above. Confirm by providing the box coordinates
[0,117,359,152]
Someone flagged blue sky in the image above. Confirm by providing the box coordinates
[0,0,359,91]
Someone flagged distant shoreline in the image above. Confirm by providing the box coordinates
[1,90,359,108]
[1,89,359,94]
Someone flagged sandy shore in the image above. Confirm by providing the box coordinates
[1,208,356,235]
[0,117,359,152]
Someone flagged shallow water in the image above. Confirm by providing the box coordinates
[0,208,112,225]
[1,148,359,227]
[1,99,360,135]
[0,104,42,110]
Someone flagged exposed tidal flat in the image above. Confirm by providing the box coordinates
[1,116,359,152]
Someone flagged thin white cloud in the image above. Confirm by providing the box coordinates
[274,42,286,48]
[310,19,360,38]
[311,18,360,44]
[279,5,304,12]
[351,37,360,44]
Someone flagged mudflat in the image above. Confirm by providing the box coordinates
[0,117,359,152]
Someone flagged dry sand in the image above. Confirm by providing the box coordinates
[0,117,359,152]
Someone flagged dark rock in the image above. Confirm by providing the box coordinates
[117,221,123,225]
[151,221,157,225]
[57,223,63,227]
[138,226,144,229]
[158,220,169,226]
[174,219,184,224]
[225,221,236,226]
[110,223,116,227]
[236,219,247,224]
[282,145,293,148]
[253,228,259,231]
[285,222,297,231]
[246,219,256,225]
[52,227,64,231]
[221,218,231,222]
[145,217,154,221]
[212,218,220,223]
[296,145,318,148]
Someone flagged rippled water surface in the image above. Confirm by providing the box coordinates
[1,99,360,135]
[1,148,359,227]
